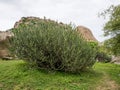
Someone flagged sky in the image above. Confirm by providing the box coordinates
[0,0,119,42]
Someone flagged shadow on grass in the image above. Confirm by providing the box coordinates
[16,60,103,78]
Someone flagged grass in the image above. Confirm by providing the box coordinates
[0,60,120,90]
[93,62,120,84]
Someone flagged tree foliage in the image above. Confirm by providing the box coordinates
[101,5,120,55]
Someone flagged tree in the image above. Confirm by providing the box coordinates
[101,5,120,55]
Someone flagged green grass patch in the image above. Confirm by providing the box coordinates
[93,62,120,84]
[0,60,119,90]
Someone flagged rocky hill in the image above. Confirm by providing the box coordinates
[77,26,98,42]
[0,17,98,59]
[14,17,98,42]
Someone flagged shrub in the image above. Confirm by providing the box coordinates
[96,52,112,63]
[9,17,97,73]
[87,41,98,48]
[96,42,112,63]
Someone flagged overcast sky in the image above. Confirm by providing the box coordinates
[0,0,119,41]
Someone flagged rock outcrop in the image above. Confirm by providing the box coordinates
[14,17,98,42]
[14,17,62,28]
[112,56,120,64]
[0,17,98,59]
[0,31,13,59]
[77,26,98,42]
[14,17,41,28]
[0,31,13,41]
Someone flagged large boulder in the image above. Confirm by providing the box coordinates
[0,31,13,59]
[0,31,13,41]
[112,56,120,64]
[77,26,98,42]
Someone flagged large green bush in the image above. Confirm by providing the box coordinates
[9,17,97,73]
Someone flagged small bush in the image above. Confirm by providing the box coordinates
[9,17,97,73]
[96,52,112,63]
